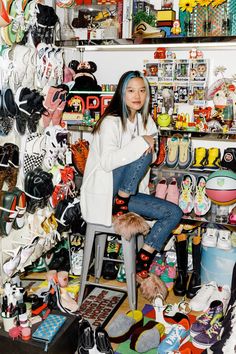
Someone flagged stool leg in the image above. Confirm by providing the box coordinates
[122,237,137,310]
[77,225,96,308]
[95,234,107,282]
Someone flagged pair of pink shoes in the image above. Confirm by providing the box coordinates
[229,206,236,225]
[155,177,179,205]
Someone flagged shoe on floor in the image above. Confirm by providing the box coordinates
[107,310,143,343]
[77,319,95,354]
[95,326,113,354]
[157,318,190,354]
[192,318,223,349]
[189,281,218,312]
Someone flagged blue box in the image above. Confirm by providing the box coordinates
[201,246,236,287]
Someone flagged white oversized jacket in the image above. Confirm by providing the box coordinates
[80,114,158,226]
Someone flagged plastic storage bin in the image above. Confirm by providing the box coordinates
[201,246,236,287]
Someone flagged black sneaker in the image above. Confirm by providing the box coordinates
[77,319,95,354]
[0,145,9,167]
[4,143,19,168]
[95,326,113,354]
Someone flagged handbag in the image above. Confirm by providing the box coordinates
[32,314,67,351]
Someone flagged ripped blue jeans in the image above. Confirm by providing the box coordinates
[113,153,183,251]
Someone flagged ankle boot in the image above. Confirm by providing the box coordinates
[173,235,188,296]
[186,237,201,299]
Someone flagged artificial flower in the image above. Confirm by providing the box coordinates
[211,0,226,7]
[196,0,212,6]
[214,66,226,77]
[179,0,197,13]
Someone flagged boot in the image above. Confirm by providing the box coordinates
[173,234,189,296]
[186,235,201,299]
[204,147,221,171]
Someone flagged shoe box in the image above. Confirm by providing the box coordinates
[0,311,78,354]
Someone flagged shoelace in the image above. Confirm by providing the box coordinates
[166,325,184,345]
[198,313,212,325]
[206,322,222,338]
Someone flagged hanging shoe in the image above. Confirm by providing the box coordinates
[193,176,211,216]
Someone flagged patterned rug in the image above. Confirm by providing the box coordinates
[115,304,204,354]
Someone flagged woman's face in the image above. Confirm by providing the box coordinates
[125,77,147,114]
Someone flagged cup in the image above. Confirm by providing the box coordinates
[2,315,17,332]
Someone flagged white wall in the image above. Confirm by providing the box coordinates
[63,47,236,87]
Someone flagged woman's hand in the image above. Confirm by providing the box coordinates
[143,135,155,155]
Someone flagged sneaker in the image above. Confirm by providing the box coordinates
[190,300,223,337]
[192,319,223,349]
[70,248,83,276]
[77,319,96,353]
[157,318,190,354]
[179,174,196,214]
[193,176,211,216]
[165,135,180,168]
[207,285,231,314]
[178,136,193,169]
[229,206,236,225]
[204,148,221,171]
[95,326,113,354]
[155,178,168,199]
[166,177,180,205]
[201,227,218,247]
[190,147,207,171]
[231,231,236,247]
[189,281,218,312]
[217,230,232,250]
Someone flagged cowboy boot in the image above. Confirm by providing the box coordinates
[186,235,201,299]
[173,234,189,296]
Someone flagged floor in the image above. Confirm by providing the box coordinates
[24,272,200,353]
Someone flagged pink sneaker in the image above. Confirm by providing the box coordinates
[229,206,236,225]
[155,178,168,199]
[166,178,180,205]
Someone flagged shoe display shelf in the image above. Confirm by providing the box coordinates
[151,127,236,227]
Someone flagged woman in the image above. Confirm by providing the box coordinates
[80,70,182,279]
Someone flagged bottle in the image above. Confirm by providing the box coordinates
[18,303,29,328]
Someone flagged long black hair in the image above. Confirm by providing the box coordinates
[92,70,151,134]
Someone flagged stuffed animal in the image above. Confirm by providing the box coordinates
[68,60,102,91]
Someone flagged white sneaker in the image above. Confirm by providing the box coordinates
[201,228,218,247]
[217,230,232,250]
[207,284,231,314]
[189,281,218,312]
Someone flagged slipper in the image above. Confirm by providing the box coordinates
[107,310,143,343]
[0,190,17,236]
[130,320,165,353]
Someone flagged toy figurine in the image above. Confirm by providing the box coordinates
[162,88,174,115]
[189,48,197,59]
[171,20,181,35]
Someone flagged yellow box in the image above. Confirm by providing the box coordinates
[157,10,176,21]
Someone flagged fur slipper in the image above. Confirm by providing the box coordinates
[136,273,168,303]
[113,212,150,241]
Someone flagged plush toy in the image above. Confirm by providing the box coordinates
[68,60,102,91]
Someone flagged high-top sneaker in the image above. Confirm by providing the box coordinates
[190,147,207,171]
[204,148,221,171]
